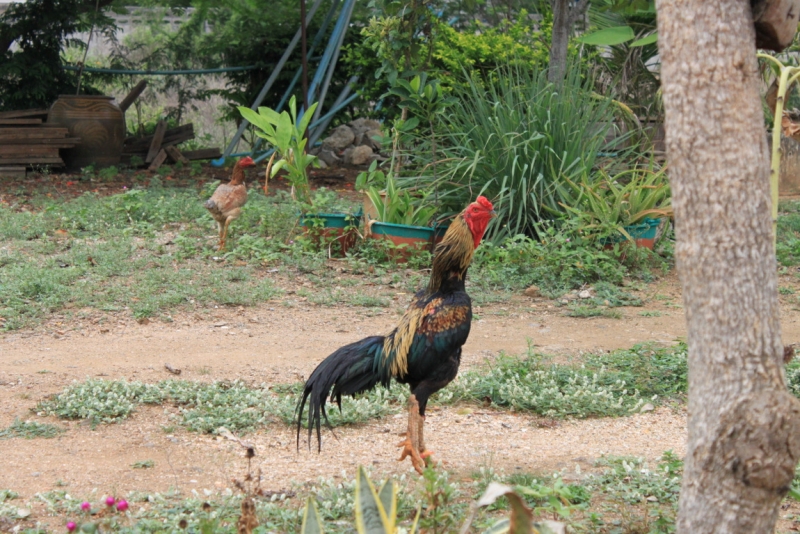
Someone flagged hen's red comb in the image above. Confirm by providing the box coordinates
[476,196,493,210]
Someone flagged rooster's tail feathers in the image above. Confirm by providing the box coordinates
[296,336,386,452]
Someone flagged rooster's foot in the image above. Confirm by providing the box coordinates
[397,436,432,475]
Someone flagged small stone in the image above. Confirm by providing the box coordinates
[579,290,592,299]
[523,285,540,298]
[317,148,340,166]
[350,145,373,166]
[341,146,355,164]
[17,508,31,518]
[646,495,658,502]
[322,125,355,151]
[640,403,655,413]
[364,128,383,149]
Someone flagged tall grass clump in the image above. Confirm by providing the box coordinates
[404,62,620,241]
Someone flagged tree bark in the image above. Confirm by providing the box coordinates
[656,0,800,532]
[548,0,588,84]
[548,0,570,84]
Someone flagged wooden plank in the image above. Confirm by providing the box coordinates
[0,166,26,178]
[0,156,63,164]
[0,109,48,119]
[118,80,147,112]
[0,145,59,156]
[165,145,189,164]
[0,137,80,146]
[123,123,194,149]
[0,128,69,139]
[0,118,43,125]
[145,120,167,163]
[147,148,168,171]
[182,148,222,161]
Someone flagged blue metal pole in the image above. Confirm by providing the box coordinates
[213,0,325,166]
[311,0,355,125]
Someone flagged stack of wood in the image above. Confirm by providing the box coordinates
[0,109,80,177]
[118,81,221,171]
[121,120,222,171]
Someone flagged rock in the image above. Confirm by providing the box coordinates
[322,124,355,151]
[350,118,381,134]
[341,146,355,164]
[317,159,328,169]
[578,290,592,299]
[364,128,383,149]
[640,403,655,413]
[317,148,340,167]
[523,285,540,298]
[350,145,373,165]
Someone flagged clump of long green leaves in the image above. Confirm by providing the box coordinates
[556,161,672,241]
[402,62,619,241]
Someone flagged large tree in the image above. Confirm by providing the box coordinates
[548,0,588,83]
[656,0,800,531]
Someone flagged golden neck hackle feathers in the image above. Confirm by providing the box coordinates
[230,163,247,186]
[427,214,474,294]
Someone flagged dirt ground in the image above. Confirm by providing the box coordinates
[3,268,800,506]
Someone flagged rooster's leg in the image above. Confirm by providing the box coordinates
[397,394,431,474]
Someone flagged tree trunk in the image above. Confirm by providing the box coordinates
[548,0,570,84]
[656,1,800,532]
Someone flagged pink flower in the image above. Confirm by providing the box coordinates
[105,496,116,507]
[116,499,129,512]
[67,522,77,532]
[81,501,91,511]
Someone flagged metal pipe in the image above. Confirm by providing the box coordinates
[308,75,359,146]
[306,0,354,105]
[311,0,355,125]
[301,0,309,110]
[213,0,325,166]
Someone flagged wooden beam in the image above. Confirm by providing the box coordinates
[0,118,43,125]
[0,166,26,178]
[0,109,48,119]
[0,156,63,164]
[0,137,80,146]
[147,148,168,171]
[145,120,167,164]
[181,148,222,160]
[165,145,189,164]
[0,128,70,138]
[118,80,148,112]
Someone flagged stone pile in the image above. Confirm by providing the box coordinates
[312,118,384,168]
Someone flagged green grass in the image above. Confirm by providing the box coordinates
[35,378,406,433]
[436,342,687,417]
[0,418,63,439]
[0,452,690,534]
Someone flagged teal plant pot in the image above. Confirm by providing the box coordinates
[367,220,435,262]
[603,218,662,250]
[300,211,362,257]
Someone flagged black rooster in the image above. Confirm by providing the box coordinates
[296,196,495,473]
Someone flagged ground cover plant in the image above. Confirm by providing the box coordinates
[0,174,675,332]
[0,451,688,533]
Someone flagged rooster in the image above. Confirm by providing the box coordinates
[296,196,495,473]
[204,156,256,250]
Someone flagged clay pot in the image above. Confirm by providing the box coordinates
[47,95,125,169]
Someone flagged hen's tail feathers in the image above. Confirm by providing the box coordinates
[295,336,386,452]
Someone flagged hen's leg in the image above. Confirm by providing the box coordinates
[216,221,224,250]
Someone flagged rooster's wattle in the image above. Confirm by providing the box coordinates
[296,196,495,473]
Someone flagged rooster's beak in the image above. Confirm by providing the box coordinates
[490,209,497,218]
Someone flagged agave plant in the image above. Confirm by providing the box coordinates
[400,61,622,241]
[301,466,420,534]
[556,161,672,241]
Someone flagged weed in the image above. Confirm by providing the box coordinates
[564,305,622,319]
[132,460,155,469]
[639,311,662,317]
[781,286,796,295]
[97,166,119,182]
[0,418,63,439]
[418,466,462,533]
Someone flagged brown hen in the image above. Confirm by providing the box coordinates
[205,156,256,250]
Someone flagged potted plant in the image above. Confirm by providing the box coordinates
[238,97,361,256]
[364,170,438,260]
[557,163,673,249]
